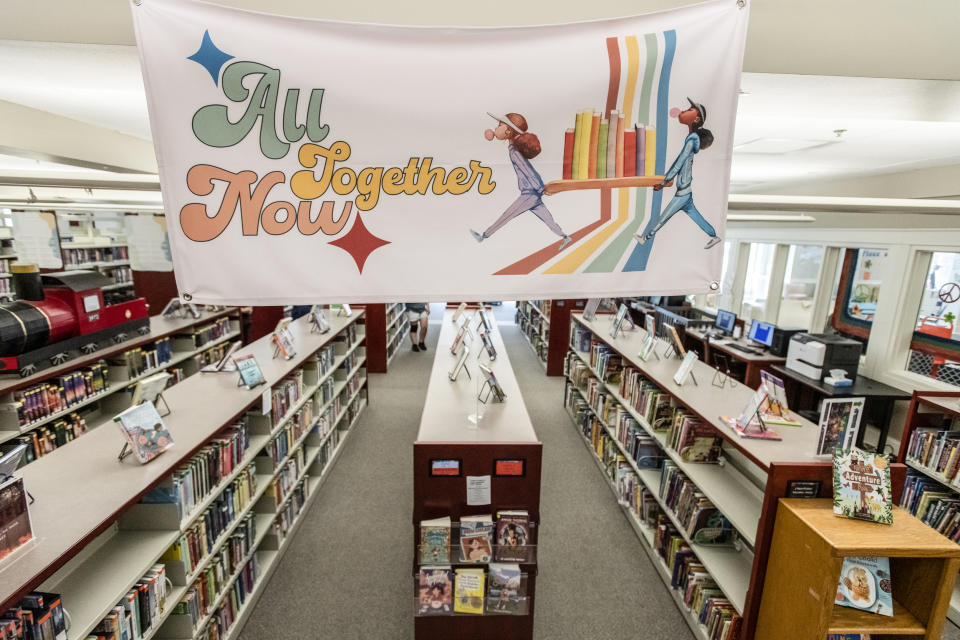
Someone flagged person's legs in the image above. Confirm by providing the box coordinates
[473,194,540,240]
[681,197,717,238]
[418,314,428,350]
[637,194,688,242]
[529,200,566,237]
[408,310,420,351]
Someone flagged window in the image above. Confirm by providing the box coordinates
[777,245,825,330]
[742,243,776,321]
[907,251,960,387]
[845,248,888,323]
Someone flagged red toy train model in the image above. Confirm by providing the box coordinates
[0,265,149,377]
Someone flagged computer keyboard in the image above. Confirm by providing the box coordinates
[726,343,763,356]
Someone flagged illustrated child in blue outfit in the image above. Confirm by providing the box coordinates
[635,98,722,250]
[471,112,573,251]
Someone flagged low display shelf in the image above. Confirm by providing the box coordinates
[0,310,369,640]
[565,312,831,640]
[413,309,542,640]
[515,300,549,370]
[0,309,242,465]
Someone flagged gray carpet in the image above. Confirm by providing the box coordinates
[238,302,960,640]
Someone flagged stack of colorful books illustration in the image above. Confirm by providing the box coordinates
[562,109,656,180]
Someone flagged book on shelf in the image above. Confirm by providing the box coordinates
[826,635,871,640]
[835,556,893,617]
[487,563,523,614]
[459,514,494,563]
[273,329,296,360]
[0,476,33,562]
[114,400,174,464]
[833,447,893,524]
[720,387,782,441]
[6,591,68,640]
[901,472,960,540]
[495,510,530,561]
[234,354,265,388]
[453,567,485,614]
[905,426,960,481]
[420,516,452,564]
[817,397,864,456]
[667,412,722,463]
[418,566,454,615]
[131,371,172,407]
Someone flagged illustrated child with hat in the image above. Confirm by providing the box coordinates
[635,98,722,250]
[470,113,573,251]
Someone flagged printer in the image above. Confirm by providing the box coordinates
[786,333,862,382]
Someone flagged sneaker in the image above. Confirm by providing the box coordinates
[419,342,427,351]
[412,344,420,352]
[634,232,651,245]
[470,229,485,243]
[704,236,722,249]
[559,235,573,251]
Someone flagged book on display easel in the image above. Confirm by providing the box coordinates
[234,353,266,388]
[449,346,471,381]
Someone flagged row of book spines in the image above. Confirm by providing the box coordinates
[92,564,167,640]
[1,591,67,640]
[562,111,657,180]
[273,478,310,541]
[176,553,259,630]
[164,485,257,575]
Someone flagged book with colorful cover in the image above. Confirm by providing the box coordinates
[562,129,574,180]
[459,515,494,563]
[607,110,618,180]
[577,109,591,179]
[453,568,485,614]
[721,388,782,440]
[420,516,451,564]
[597,121,609,178]
[624,129,637,176]
[759,370,802,426]
[636,124,646,176]
[487,563,523,614]
[114,400,173,464]
[417,566,453,615]
[817,397,865,456]
[495,510,530,561]
[835,556,893,617]
[572,111,585,180]
[588,111,600,179]
[645,128,656,176]
[615,113,625,177]
[833,447,893,524]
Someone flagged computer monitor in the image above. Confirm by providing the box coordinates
[714,309,736,334]
[748,320,775,347]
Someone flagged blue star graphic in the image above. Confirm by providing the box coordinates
[187,30,234,86]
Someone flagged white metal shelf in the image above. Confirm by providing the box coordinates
[568,349,763,546]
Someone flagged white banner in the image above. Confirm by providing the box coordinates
[133,0,748,304]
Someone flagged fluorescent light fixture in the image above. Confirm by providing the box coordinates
[0,201,164,212]
[733,138,836,154]
[729,194,960,214]
[728,214,816,222]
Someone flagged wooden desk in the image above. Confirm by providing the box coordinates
[770,364,910,453]
[686,329,786,389]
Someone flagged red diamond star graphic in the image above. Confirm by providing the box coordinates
[328,213,390,273]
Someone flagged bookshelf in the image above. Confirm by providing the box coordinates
[0,309,241,465]
[515,300,549,370]
[564,312,836,640]
[896,389,960,626]
[413,308,541,639]
[60,238,134,305]
[755,498,960,639]
[0,310,368,640]
[357,303,406,373]
[386,302,407,366]
[0,227,17,301]
[515,299,586,377]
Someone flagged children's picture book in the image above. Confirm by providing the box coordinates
[235,354,266,388]
[200,340,241,372]
[835,556,893,617]
[454,568,485,614]
[452,302,468,324]
[495,510,530,561]
[417,566,454,615]
[450,325,468,355]
[420,516,451,564]
[582,298,600,322]
[487,563,523,614]
[645,314,655,338]
[0,476,33,562]
[459,514,494,563]
[309,305,331,333]
[833,447,893,524]
[666,325,686,357]
[448,346,470,382]
[114,400,174,464]
[131,372,172,407]
[161,298,182,318]
[478,364,506,402]
[479,308,494,333]
[479,330,497,361]
[759,370,801,426]
[817,397,865,456]
[720,388,782,440]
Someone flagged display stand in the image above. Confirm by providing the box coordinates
[755,498,960,639]
[414,309,542,640]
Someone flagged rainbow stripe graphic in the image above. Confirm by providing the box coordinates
[494,31,675,276]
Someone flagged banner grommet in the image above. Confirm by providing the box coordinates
[709,281,720,290]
